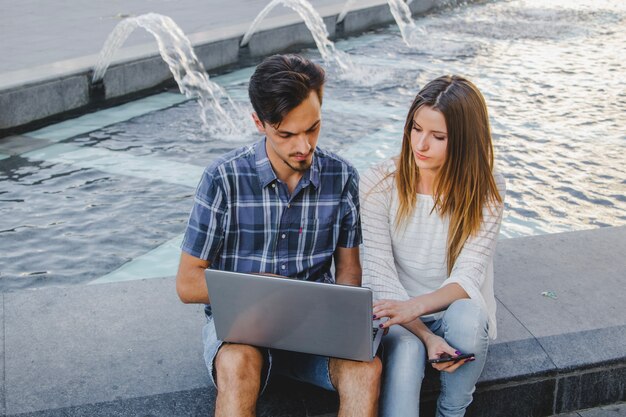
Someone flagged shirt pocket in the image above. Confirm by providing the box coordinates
[298,217,337,256]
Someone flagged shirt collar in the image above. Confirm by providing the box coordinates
[254,139,277,188]
[254,138,320,189]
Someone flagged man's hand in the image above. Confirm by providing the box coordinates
[373,298,424,328]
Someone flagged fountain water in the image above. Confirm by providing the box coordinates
[240,0,355,74]
[387,0,425,46]
[337,0,355,23]
[338,0,423,46]
[92,13,250,138]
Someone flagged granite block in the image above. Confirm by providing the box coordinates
[4,277,207,415]
[0,75,89,130]
[420,376,557,417]
[479,337,557,385]
[9,387,212,417]
[7,378,338,417]
[467,378,557,417]
[578,403,626,416]
[409,0,438,15]
[103,56,172,100]
[555,365,626,414]
[247,16,337,57]
[494,226,626,339]
[537,325,626,371]
[341,4,394,35]
[194,38,240,72]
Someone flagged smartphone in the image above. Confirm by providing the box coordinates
[427,353,475,364]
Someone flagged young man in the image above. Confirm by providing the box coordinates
[176,54,381,417]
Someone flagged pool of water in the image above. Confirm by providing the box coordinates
[1,0,624,291]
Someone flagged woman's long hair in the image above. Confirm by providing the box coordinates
[396,75,502,275]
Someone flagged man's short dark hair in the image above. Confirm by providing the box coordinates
[248,54,325,127]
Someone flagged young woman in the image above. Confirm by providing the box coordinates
[361,75,506,417]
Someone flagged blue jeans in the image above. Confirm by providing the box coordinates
[380,299,489,417]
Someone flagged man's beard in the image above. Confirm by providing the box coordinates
[283,158,312,172]
[283,152,312,172]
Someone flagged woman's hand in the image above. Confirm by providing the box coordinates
[373,299,424,328]
[424,334,473,373]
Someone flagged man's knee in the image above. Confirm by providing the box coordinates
[215,344,264,388]
[331,356,383,392]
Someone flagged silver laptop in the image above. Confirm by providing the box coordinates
[204,269,383,362]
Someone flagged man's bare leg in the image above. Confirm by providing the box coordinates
[214,344,264,417]
[329,357,382,417]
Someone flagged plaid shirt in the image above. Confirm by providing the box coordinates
[182,138,361,283]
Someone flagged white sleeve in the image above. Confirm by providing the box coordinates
[439,172,506,300]
[360,163,410,301]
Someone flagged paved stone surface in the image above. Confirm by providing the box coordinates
[1,226,624,416]
[0,0,358,74]
[494,226,626,340]
[4,278,206,415]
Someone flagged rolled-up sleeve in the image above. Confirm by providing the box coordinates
[439,174,506,301]
[337,169,362,248]
[360,164,410,301]
[181,167,227,261]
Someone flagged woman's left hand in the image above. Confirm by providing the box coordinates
[373,299,423,328]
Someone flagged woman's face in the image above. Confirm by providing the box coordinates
[410,106,448,173]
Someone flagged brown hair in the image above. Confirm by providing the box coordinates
[395,75,502,275]
[248,54,325,127]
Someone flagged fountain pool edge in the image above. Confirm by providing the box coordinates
[0,0,467,137]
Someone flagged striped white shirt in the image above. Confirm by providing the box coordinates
[360,158,505,339]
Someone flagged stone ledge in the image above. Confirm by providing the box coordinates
[2,226,625,416]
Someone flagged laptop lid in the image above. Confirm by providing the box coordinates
[205,269,381,362]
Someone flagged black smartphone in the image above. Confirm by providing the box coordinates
[427,353,475,364]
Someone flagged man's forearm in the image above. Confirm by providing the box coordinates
[335,264,362,286]
[333,246,362,286]
[176,253,211,304]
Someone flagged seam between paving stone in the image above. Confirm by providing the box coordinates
[495,294,559,368]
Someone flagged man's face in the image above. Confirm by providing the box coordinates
[253,92,322,174]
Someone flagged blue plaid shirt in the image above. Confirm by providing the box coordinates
[182,139,361,283]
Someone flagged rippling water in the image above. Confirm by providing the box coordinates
[1,0,624,290]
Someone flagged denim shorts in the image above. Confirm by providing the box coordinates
[202,316,336,393]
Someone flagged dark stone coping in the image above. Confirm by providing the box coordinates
[2,225,625,416]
